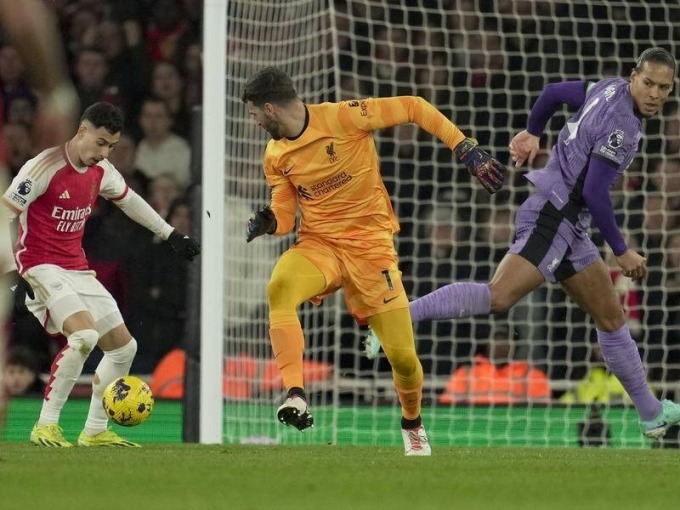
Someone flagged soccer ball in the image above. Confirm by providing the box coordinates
[102,376,154,427]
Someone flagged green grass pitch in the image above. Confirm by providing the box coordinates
[0,443,677,510]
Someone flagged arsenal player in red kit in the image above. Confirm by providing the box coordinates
[1,102,200,447]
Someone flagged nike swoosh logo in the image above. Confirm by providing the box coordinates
[383,296,399,304]
[283,166,294,175]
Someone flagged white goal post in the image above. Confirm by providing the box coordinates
[200,0,227,444]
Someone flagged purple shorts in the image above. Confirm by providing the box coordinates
[507,192,601,283]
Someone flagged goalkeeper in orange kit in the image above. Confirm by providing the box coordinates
[243,67,505,456]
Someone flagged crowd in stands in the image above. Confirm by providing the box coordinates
[329,0,680,395]
[4,0,680,405]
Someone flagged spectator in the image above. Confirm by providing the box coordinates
[2,122,33,176]
[127,198,193,373]
[640,191,678,251]
[63,6,99,58]
[96,20,148,118]
[150,61,191,138]
[135,97,191,187]
[146,0,189,63]
[438,327,551,404]
[106,131,149,198]
[668,232,680,294]
[148,173,182,219]
[4,345,45,397]
[663,101,680,155]
[650,157,680,211]
[167,196,191,235]
[656,232,680,382]
[0,45,35,119]
[668,231,680,342]
[72,46,121,110]
[177,42,202,111]
[6,94,36,130]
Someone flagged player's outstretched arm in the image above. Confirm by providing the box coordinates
[453,138,507,194]
[350,96,507,193]
[111,188,200,260]
[246,206,277,243]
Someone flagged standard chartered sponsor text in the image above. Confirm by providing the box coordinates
[310,172,352,197]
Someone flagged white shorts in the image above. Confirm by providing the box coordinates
[23,264,124,336]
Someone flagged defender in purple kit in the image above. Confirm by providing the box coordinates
[365,47,678,439]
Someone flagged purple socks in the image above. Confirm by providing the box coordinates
[409,284,662,421]
[598,324,661,421]
[409,282,491,322]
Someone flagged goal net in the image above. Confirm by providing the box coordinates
[222,0,680,448]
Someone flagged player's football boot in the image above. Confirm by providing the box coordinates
[276,396,314,431]
[363,327,382,360]
[640,399,680,439]
[401,425,431,456]
[30,423,73,447]
[77,429,140,447]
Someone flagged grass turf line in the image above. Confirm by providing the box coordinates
[0,443,677,510]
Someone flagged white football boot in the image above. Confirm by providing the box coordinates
[401,425,431,456]
[276,396,314,431]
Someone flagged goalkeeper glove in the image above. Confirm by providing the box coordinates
[7,270,35,314]
[246,206,277,243]
[167,230,201,261]
[454,137,507,194]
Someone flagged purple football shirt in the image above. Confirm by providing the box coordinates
[525,77,642,212]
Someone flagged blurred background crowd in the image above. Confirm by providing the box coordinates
[333,0,680,393]
[319,0,679,397]
[3,0,680,403]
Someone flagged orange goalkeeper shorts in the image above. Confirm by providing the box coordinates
[287,235,409,323]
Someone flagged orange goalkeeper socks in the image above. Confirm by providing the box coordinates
[269,323,305,391]
[395,381,423,421]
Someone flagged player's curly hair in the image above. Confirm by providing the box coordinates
[80,102,125,134]
[635,47,676,76]
[241,67,298,106]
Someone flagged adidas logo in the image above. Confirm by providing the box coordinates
[59,190,71,199]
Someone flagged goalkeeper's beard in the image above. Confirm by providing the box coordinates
[263,119,283,140]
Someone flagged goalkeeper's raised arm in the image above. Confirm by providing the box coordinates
[343,96,506,194]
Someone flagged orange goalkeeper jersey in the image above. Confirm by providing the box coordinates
[263,96,465,242]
